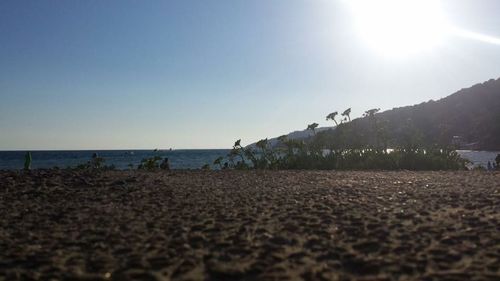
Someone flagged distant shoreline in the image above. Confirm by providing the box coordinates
[0,148,230,152]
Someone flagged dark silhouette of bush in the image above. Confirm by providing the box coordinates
[74,153,115,171]
[138,156,163,171]
[215,106,468,171]
[326,112,339,126]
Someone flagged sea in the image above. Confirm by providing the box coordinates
[0,150,230,170]
[0,149,498,170]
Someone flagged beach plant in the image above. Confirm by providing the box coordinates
[215,107,468,171]
[232,139,246,161]
[254,139,271,168]
[341,108,351,122]
[213,156,224,169]
[253,138,282,169]
[24,152,32,171]
[222,139,282,170]
[90,153,105,169]
[219,142,466,171]
[228,139,250,169]
[138,155,162,171]
[73,153,115,171]
[326,112,339,126]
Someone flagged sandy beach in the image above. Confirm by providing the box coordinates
[1,170,499,280]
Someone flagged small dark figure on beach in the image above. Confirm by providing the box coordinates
[160,158,170,170]
[24,151,32,170]
[487,161,493,171]
[223,162,229,169]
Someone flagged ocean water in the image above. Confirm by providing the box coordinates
[0,150,230,170]
[0,149,498,170]
[456,150,500,169]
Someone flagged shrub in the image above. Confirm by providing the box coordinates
[138,156,162,171]
[74,153,115,171]
[213,106,468,171]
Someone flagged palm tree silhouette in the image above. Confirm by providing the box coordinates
[341,108,351,122]
[326,112,339,126]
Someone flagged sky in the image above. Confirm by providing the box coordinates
[1,0,500,150]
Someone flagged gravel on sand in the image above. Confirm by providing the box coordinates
[1,170,499,280]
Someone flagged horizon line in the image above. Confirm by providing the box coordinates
[0,148,232,152]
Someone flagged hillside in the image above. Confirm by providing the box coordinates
[369,77,500,150]
[247,126,334,149]
[261,78,500,150]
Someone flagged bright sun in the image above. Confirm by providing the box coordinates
[347,0,449,57]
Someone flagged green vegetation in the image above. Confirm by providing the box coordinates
[215,107,469,171]
[326,112,339,126]
[24,152,32,171]
[138,156,170,171]
[71,153,170,171]
[75,153,115,171]
[213,156,224,169]
[341,107,351,122]
[138,156,162,170]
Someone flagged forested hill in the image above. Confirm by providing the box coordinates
[321,77,500,150]
[252,78,500,150]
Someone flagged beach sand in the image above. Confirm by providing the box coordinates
[0,170,499,280]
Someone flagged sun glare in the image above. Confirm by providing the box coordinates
[348,0,449,57]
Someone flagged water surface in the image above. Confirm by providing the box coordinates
[0,150,230,170]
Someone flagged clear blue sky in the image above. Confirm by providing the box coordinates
[1,0,500,150]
